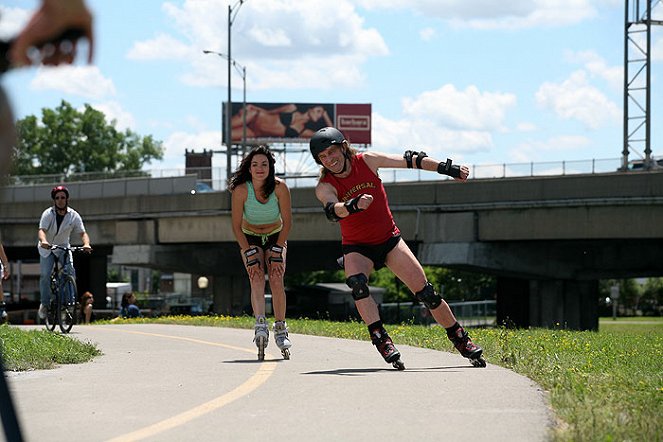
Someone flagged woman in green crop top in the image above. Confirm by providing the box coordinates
[229,145,293,359]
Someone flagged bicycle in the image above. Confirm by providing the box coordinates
[44,245,87,333]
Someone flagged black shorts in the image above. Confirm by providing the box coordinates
[342,235,401,270]
[245,231,281,250]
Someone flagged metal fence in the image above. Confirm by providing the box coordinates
[6,157,631,191]
[379,300,496,327]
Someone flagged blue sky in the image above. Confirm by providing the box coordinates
[1,0,662,179]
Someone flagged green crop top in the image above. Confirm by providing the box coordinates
[243,181,281,225]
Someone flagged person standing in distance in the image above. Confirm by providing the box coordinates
[229,146,293,360]
[37,185,92,319]
[310,127,486,369]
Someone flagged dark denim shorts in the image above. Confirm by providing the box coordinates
[341,235,401,270]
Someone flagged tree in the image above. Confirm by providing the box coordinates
[12,100,163,175]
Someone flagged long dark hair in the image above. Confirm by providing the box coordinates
[80,291,93,316]
[228,145,277,198]
[121,292,133,308]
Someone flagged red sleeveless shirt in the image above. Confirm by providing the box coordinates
[320,153,400,245]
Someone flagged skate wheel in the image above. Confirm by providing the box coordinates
[392,359,406,371]
[257,337,266,361]
[470,356,486,368]
[281,349,290,360]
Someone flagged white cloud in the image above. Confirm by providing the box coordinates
[535,70,620,129]
[510,134,592,162]
[516,122,537,132]
[129,0,388,90]
[369,111,494,160]
[565,50,622,92]
[161,130,222,169]
[356,0,597,29]
[653,37,663,62]
[402,84,517,131]
[0,6,30,39]
[88,101,136,131]
[126,33,192,60]
[30,65,116,99]
[419,27,436,41]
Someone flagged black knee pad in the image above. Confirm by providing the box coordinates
[346,273,370,301]
[414,282,442,309]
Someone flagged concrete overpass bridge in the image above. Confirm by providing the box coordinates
[2,171,662,330]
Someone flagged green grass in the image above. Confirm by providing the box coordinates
[0,324,101,371]
[3,316,662,441]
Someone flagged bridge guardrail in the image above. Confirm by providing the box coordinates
[7,157,654,191]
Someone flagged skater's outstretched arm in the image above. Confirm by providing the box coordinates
[362,150,469,180]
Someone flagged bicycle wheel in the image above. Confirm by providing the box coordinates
[44,299,57,332]
[58,275,77,333]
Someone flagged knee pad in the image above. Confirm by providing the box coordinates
[414,282,442,309]
[346,273,370,301]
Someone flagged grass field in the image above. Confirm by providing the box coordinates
[1,316,661,441]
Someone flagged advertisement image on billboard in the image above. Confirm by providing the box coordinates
[224,102,371,145]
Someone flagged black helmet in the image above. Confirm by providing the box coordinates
[309,127,345,164]
[51,185,69,199]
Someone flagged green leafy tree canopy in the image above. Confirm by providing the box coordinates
[12,100,163,175]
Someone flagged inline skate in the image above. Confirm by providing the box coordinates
[448,326,486,367]
[371,328,405,370]
[273,320,291,360]
[253,316,269,361]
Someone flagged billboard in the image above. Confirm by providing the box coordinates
[224,102,371,145]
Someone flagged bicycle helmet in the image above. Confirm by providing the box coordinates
[51,185,69,199]
[309,127,345,164]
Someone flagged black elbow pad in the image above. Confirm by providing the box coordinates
[324,202,341,222]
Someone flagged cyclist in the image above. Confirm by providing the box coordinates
[37,185,92,319]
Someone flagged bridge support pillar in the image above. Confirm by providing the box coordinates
[74,252,107,309]
[212,275,249,316]
[497,277,598,331]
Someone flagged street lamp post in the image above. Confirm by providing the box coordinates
[226,0,247,183]
[202,50,247,158]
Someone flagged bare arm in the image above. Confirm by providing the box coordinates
[315,181,338,206]
[362,150,470,180]
[230,185,250,250]
[80,231,92,252]
[275,179,292,246]
[38,228,50,249]
[315,181,372,219]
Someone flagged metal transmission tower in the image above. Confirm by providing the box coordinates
[623,0,663,170]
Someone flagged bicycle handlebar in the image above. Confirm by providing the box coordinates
[50,244,92,253]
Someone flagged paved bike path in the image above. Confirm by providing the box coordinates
[5,324,552,441]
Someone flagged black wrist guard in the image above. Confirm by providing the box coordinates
[244,246,260,267]
[344,195,365,214]
[324,202,341,222]
[404,150,427,169]
[437,158,462,178]
[268,245,284,264]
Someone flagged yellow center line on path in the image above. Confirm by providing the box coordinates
[99,327,277,442]
[104,328,257,354]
